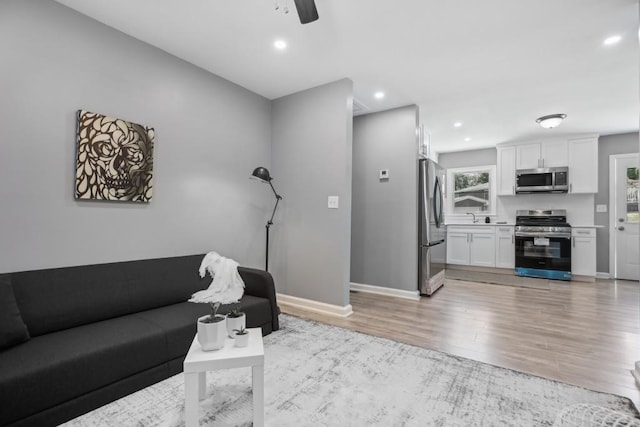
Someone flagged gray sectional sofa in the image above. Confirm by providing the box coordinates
[0,254,279,427]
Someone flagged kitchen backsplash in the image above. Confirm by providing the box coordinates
[497,193,595,225]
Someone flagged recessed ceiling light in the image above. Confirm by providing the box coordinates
[374,91,385,99]
[464,137,471,142]
[603,35,622,46]
[453,122,462,128]
[274,39,287,50]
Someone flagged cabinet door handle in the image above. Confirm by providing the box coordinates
[569,183,572,193]
[512,185,515,194]
[572,237,575,247]
[511,235,514,244]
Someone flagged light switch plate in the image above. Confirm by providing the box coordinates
[328,196,339,209]
[379,169,389,180]
[596,204,607,213]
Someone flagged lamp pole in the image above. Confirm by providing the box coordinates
[264,181,282,271]
[251,167,282,272]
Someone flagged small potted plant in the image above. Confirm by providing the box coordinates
[226,306,246,339]
[189,252,245,351]
[195,302,226,351]
[233,327,250,348]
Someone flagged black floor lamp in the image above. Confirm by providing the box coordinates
[250,167,282,272]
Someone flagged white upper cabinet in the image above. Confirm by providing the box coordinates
[516,140,568,169]
[568,137,598,194]
[542,140,569,167]
[496,146,516,196]
[497,135,598,195]
[516,143,541,169]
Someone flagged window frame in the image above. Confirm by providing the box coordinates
[445,165,497,218]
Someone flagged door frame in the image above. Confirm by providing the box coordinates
[608,152,639,278]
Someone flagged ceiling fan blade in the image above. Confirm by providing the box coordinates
[293,0,319,24]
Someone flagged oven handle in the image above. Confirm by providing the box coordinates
[515,231,571,239]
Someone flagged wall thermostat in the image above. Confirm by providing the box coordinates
[379,169,389,180]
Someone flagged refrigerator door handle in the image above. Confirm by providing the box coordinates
[425,239,445,248]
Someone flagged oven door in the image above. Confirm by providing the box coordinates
[515,233,572,277]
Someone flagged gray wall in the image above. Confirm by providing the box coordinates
[0,1,272,273]
[437,148,497,170]
[595,132,639,273]
[351,106,419,291]
[270,79,353,307]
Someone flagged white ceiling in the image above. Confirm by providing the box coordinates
[56,0,638,153]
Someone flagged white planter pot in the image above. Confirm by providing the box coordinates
[234,331,250,348]
[226,313,246,338]
[197,315,226,351]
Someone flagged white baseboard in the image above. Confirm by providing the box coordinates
[350,282,420,301]
[596,272,610,279]
[277,293,353,318]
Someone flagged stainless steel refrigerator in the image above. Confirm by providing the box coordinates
[418,158,446,296]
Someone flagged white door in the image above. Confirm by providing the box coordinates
[610,153,639,280]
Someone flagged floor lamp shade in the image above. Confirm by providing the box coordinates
[251,167,271,183]
[250,166,282,271]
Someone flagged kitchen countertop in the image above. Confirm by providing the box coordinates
[445,222,515,226]
[445,223,603,228]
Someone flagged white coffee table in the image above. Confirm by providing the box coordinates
[183,328,264,427]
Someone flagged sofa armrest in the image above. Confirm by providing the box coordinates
[238,267,279,331]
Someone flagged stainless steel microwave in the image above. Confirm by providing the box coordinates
[515,167,568,194]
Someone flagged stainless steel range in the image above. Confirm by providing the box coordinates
[514,209,572,280]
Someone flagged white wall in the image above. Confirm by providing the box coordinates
[0,1,272,273]
[351,106,419,292]
[270,79,353,307]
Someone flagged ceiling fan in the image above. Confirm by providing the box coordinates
[293,0,319,24]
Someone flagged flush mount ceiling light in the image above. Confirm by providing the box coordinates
[274,39,287,50]
[374,91,385,99]
[464,137,471,142]
[453,122,462,128]
[536,113,567,129]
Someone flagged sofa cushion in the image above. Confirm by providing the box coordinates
[11,263,129,336]
[123,255,209,313]
[133,302,210,360]
[0,275,30,350]
[0,315,168,426]
[134,295,274,360]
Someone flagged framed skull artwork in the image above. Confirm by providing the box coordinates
[75,110,155,202]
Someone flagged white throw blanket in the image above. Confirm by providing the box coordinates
[189,251,244,305]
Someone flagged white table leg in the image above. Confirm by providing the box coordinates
[252,364,264,427]
[185,372,199,427]
[198,371,206,400]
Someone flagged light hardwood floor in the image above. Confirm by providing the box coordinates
[280,277,640,408]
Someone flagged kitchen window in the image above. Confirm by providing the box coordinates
[446,165,497,216]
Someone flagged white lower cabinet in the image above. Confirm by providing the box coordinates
[446,226,496,267]
[447,232,470,265]
[495,226,515,269]
[571,227,596,277]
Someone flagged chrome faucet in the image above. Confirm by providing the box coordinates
[467,212,479,223]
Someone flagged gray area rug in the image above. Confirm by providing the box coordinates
[445,269,553,290]
[63,315,638,426]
